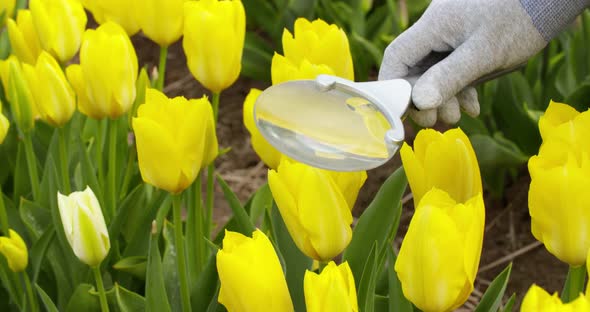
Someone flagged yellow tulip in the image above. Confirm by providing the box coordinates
[132,88,218,194]
[268,158,366,260]
[0,102,9,144]
[217,229,294,312]
[183,0,245,93]
[271,56,338,86]
[395,188,485,312]
[29,0,87,63]
[0,0,15,24]
[242,88,282,169]
[66,22,138,119]
[22,52,75,127]
[57,187,110,267]
[6,10,42,65]
[135,0,184,46]
[79,0,139,36]
[400,128,481,206]
[274,18,354,84]
[0,229,28,272]
[304,261,358,312]
[521,284,590,311]
[0,56,36,133]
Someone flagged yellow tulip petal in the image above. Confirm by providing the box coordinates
[539,100,580,141]
[304,262,358,312]
[520,285,562,311]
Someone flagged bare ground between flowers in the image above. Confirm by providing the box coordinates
[135,36,565,310]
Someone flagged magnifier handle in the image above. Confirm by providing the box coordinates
[407,51,525,86]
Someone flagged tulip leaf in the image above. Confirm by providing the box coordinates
[162,222,182,312]
[123,190,168,258]
[30,226,55,283]
[500,293,516,312]
[36,283,59,312]
[19,198,51,239]
[65,284,101,312]
[217,174,256,235]
[145,227,172,312]
[374,295,389,312]
[357,242,378,312]
[190,252,219,311]
[76,132,103,205]
[564,82,590,112]
[387,246,412,312]
[108,284,146,312]
[470,134,528,169]
[109,184,147,243]
[249,183,272,224]
[112,256,147,280]
[242,33,273,82]
[474,263,512,312]
[343,167,407,285]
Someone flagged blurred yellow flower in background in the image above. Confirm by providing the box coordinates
[135,0,184,46]
[133,89,218,194]
[0,0,15,24]
[0,101,9,144]
[0,55,37,133]
[0,229,28,272]
[520,284,590,311]
[304,261,358,312]
[6,10,42,65]
[217,230,294,312]
[80,0,140,36]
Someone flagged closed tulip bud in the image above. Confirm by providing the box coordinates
[133,88,218,194]
[66,22,138,119]
[395,188,485,312]
[274,18,354,84]
[135,0,184,47]
[29,0,87,63]
[0,229,28,272]
[6,10,42,65]
[268,159,366,260]
[22,52,75,127]
[217,230,294,312]
[0,56,36,133]
[400,128,481,206]
[242,88,282,169]
[183,0,245,93]
[57,187,110,267]
[521,284,590,311]
[79,0,140,36]
[304,261,358,312]
[0,100,9,144]
[0,0,15,24]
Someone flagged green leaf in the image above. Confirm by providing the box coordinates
[241,33,273,82]
[112,256,147,280]
[65,284,101,312]
[35,284,59,312]
[343,167,407,285]
[19,198,51,239]
[109,284,145,312]
[162,222,181,312]
[357,242,378,312]
[190,252,219,311]
[387,246,412,312]
[109,184,147,242]
[500,294,516,312]
[30,227,55,283]
[0,29,10,60]
[564,82,590,112]
[374,295,389,312]
[474,263,512,312]
[145,226,172,312]
[217,174,256,235]
[249,183,272,224]
[470,134,528,169]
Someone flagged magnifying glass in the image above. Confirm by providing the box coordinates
[253,52,523,171]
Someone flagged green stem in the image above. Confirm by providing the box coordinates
[119,143,136,200]
[211,92,220,122]
[0,185,8,234]
[156,46,168,91]
[561,265,587,303]
[93,266,109,312]
[193,174,205,271]
[204,92,220,239]
[96,119,106,190]
[23,271,37,312]
[23,133,40,201]
[173,194,192,312]
[107,119,118,222]
[58,127,71,194]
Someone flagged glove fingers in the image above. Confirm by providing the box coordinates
[408,107,437,128]
[438,97,461,124]
[456,87,480,117]
[378,21,442,80]
[412,39,495,110]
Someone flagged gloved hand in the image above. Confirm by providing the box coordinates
[379,0,550,127]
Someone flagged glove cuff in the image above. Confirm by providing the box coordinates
[520,0,590,41]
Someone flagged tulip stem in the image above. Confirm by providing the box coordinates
[173,194,192,312]
[23,271,38,312]
[204,92,220,240]
[211,92,220,122]
[156,46,168,91]
[96,120,106,191]
[0,186,8,234]
[561,265,587,303]
[23,133,40,201]
[93,266,109,312]
[107,119,118,222]
[58,127,71,194]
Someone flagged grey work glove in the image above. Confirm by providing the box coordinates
[379,0,588,127]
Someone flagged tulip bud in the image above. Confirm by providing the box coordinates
[0,56,36,134]
[22,52,75,127]
[6,10,42,65]
[0,0,15,24]
[0,229,28,272]
[273,18,354,85]
[242,88,282,169]
[268,159,366,260]
[395,188,485,312]
[57,187,110,267]
[304,261,358,312]
[133,88,218,194]
[135,0,184,47]
[79,0,140,36]
[217,230,294,312]
[400,128,482,206]
[66,22,138,119]
[0,101,9,144]
[29,0,87,63]
[521,284,590,311]
[183,0,245,93]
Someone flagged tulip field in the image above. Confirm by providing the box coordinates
[1,0,590,311]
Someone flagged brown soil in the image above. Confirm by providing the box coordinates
[134,35,567,310]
